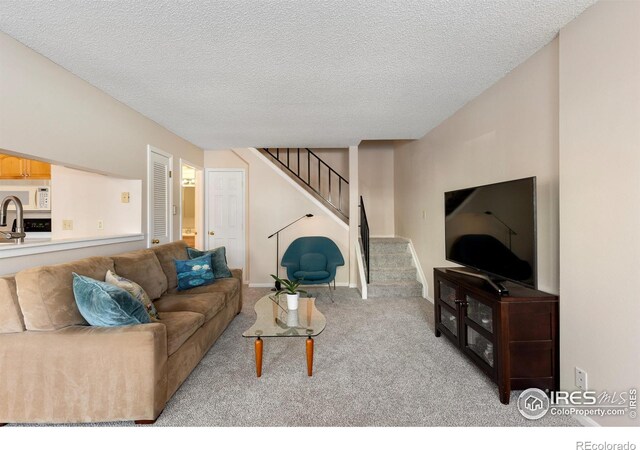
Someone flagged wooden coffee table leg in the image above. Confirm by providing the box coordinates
[306,337,314,377]
[255,337,263,377]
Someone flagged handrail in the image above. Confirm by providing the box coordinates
[263,148,349,218]
[359,196,370,284]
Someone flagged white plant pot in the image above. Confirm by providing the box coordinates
[286,293,299,311]
[286,309,299,327]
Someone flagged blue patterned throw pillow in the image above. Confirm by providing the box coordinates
[175,254,215,291]
[72,273,151,327]
[187,247,233,279]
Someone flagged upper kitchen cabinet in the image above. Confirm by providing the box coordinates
[0,154,51,179]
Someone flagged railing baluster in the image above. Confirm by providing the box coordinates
[262,147,349,219]
[359,196,370,283]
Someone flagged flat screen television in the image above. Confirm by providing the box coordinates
[444,177,537,289]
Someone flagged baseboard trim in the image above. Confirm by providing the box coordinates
[396,235,429,299]
[572,415,601,427]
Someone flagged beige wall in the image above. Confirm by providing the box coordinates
[359,141,395,237]
[51,165,142,239]
[394,39,560,297]
[311,148,349,180]
[204,148,350,285]
[0,32,203,274]
[558,0,640,426]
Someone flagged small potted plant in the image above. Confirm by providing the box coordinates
[270,274,307,310]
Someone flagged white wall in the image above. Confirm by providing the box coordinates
[558,0,640,426]
[0,32,203,274]
[204,148,350,285]
[51,165,142,239]
[394,39,560,297]
[359,141,395,237]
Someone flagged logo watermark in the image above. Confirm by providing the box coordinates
[517,388,638,420]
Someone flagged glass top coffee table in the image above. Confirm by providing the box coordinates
[243,293,326,377]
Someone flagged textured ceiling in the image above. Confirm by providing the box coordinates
[0,1,596,149]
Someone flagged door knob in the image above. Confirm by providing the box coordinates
[209,231,215,236]
[151,239,160,244]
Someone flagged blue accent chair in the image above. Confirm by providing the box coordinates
[281,237,345,292]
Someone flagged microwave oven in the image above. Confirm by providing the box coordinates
[0,185,51,211]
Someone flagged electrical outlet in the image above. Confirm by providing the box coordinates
[575,367,588,390]
[121,192,130,203]
[97,220,104,230]
[62,220,73,231]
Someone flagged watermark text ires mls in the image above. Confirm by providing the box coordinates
[517,388,637,420]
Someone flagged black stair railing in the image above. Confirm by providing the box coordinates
[359,196,370,284]
[263,148,349,218]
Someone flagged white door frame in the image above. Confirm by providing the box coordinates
[178,158,204,248]
[205,168,246,273]
[147,145,173,247]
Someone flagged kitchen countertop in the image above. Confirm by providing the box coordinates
[0,233,144,259]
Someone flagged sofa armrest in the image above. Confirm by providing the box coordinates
[230,268,243,313]
[0,323,167,424]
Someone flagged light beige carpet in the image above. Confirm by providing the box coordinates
[14,286,577,427]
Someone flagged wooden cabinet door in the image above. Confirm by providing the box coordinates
[0,156,26,179]
[26,160,51,179]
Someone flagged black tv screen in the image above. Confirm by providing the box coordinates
[444,177,537,288]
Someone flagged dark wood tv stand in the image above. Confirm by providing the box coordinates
[434,268,559,404]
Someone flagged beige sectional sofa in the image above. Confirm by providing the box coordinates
[0,240,242,424]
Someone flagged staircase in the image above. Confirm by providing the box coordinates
[259,148,349,222]
[367,237,423,298]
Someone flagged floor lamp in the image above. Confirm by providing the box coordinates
[268,214,314,290]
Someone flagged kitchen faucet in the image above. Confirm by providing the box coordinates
[0,195,26,243]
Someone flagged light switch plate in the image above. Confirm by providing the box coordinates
[121,192,130,203]
[62,220,73,231]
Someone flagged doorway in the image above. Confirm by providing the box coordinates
[148,146,173,247]
[205,169,246,272]
[180,161,204,249]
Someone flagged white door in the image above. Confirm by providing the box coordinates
[206,170,245,270]
[148,147,172,247]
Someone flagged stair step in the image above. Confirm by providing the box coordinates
[370,267,417,282]
[369,252,413,268]
[367,281,423,298]
[369,238,410,254]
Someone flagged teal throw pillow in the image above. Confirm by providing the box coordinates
[175,254,215,291]
[72,273,151,327]
[186,247,233,279]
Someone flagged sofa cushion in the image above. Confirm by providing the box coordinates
[15,256,115,331]
[158,311,205,356]
[111,249,167,300]
[175,254,215,291]
[105,270,159,320]
[0,277,25,333]
[166,276,240,303]
[73,274,151,327]
[151,241,189,291]
[293,270,330,281]
[187,247,233,279]
[154,292,226,322]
